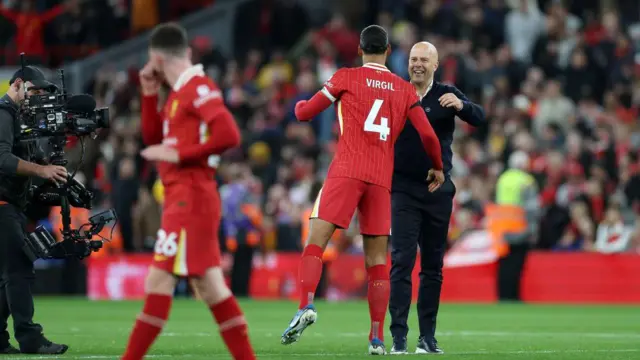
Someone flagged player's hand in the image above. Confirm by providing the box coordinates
[294,100,308,120]
[38,165,68,185]
[426,169,445,192]
[439,93,463,111]
[141,145,179,164]
[139,62,160,96]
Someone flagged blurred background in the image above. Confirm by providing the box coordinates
[2,0,639,303]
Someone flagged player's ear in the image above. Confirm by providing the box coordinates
[358,46,363,57]
[11,78,22,92]
[186,47,192,61]
[386,44,392,56]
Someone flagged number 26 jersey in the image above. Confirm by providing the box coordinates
[320,63,421,190]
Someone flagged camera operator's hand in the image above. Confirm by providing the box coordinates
[38,165,68,185]
[140,62,160,96]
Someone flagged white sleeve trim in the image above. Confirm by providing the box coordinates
[321,87,336,103]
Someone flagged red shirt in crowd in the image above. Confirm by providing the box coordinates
[0,4,65,58]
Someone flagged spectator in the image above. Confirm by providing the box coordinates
[505,0,544,63]
[0,0,74,64]
[563,48,599,103]
[555,199,594,251]
[594,204,634,253]
[312,13,360,65]
[534,79,575,136]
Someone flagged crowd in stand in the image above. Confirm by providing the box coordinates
[10,0,640,256]
[0,0,214,66]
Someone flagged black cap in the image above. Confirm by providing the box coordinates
[9,66,55,91]
[360,25,389,55]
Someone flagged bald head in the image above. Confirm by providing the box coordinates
[410,42,438,57]
[408,41,439,88]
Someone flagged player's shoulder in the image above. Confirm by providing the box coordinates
[180,75,223,107]
[181,74,219,96]
[385,72,413,91]
[379,72,415,99]
[335,66,354,75]
[325,67,355,91]
[328,67,353,80]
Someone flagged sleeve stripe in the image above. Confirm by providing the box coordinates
[409,101,421,109]
[321,87,337,103]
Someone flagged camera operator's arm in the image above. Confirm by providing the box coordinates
[0,110,66,184]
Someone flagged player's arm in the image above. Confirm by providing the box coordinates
[295,68,347,121]
[139,62,164,146]
[140,94,164,146]
[407,102,443,170]
[294,91,333,121]
[177,84,241,164]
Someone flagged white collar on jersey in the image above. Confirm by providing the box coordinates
[362,62,390,72]
[417,79,434,100]
[173,64,205,91]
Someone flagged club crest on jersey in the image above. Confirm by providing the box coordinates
[169,100,179,118]
[193,85,222,108]
[425,107,431,112]
[197,85,210,96]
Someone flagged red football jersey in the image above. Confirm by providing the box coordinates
[321,63,420,189]
[140,65,237,210]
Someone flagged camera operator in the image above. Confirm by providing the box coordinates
[0,66,68,354]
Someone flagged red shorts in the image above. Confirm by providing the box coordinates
[311,177,391,236]
[151,185,221,277]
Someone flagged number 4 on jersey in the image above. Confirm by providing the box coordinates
[364,99,390,141]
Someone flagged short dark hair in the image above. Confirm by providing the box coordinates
[360,25,389,55]
[149,23,189,57]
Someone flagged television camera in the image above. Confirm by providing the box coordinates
[15,54,117,260]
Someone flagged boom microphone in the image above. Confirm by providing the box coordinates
[65,94,96,113]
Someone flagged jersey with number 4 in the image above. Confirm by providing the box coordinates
[321,63,420,190]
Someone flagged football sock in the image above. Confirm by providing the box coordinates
[298,244,324,309]
[367,264,390,342]
[121,294,172,360]
[210,296,256,360]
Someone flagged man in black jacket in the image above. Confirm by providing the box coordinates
[389,42,486,354]
[0,66,69,354]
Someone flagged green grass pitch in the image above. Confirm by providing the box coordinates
[5,298,639,359]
